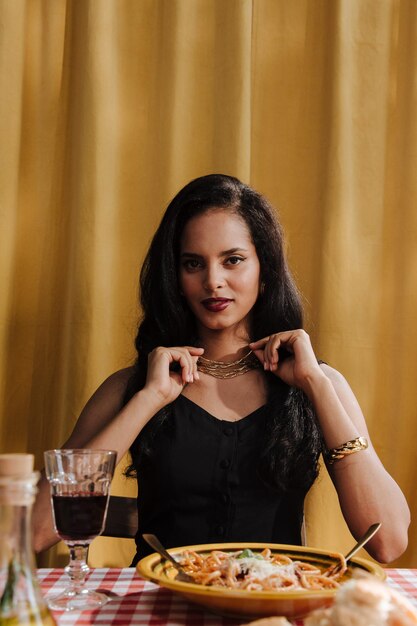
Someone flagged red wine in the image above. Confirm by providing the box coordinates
[52,493,108,542]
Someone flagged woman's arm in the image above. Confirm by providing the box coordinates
[33,368,154,552]
[305,364,410,563]
[250,330,410,563]
[33,346,203,552]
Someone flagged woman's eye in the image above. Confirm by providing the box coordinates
[183,259,202,270]
[226,256,244,265]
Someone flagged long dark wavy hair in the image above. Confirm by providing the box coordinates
[124,174,322,492]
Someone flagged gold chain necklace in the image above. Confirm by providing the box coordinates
[197,350,261,379]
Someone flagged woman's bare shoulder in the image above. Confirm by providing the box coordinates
[99,366,135,389]
[87,366,135,406]
[319,362,349,388]
[319,362,367,428]
[63,367,136,448]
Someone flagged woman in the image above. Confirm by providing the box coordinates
[33,174,410,564]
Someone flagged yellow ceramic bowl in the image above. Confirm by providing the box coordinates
[137,542,386,620]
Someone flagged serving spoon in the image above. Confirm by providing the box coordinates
[323,522,382,577]
[142,533,195,583]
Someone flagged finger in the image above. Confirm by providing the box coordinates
[181,353,195,384]
[255,335,278,370]
[249,337,270,350]
[249,337,275,371]
[192,355,200,381]
[183,346,205,356]
[155,346,204,383]
[168,349,195,384]
[183,347,204,381]
[252,349,266,366]
[272,331,306,365]
[267,336,282,370]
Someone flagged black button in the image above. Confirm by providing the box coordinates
[215,525,225,535]
[220,459,230,469]
[223,426,234,436]
[221,493,230,504]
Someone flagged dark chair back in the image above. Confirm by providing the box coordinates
[103,495,138,539]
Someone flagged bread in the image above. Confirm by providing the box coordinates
[304,574,417,626]
[246,618,293,626]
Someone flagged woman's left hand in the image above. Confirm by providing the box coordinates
[249,329,324,390]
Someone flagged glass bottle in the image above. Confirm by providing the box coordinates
[0,453,56,625]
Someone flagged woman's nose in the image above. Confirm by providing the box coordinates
[203,265,225,290]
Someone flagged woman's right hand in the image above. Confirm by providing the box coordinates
[145,346,204,405]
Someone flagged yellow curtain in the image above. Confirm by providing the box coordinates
[1,0,416,568]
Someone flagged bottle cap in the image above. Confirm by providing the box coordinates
[0,453,34,477]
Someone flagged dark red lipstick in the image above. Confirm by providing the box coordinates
[202,298,232,312]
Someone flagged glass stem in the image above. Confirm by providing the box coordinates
[65,544,90,594]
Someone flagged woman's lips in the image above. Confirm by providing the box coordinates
[202,298,232,312]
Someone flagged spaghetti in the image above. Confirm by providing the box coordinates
[178,548,347,591]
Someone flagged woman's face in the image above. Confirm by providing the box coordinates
[178,209,261,339]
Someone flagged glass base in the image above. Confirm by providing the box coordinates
[47,587,109,611]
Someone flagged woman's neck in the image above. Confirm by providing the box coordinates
[197,328,250,362]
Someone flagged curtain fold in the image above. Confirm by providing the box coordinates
[1,0,416,568]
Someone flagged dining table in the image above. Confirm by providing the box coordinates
[38,567,417,625]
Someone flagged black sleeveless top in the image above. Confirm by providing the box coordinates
[131,393,307,565]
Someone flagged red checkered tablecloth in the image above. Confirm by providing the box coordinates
[37,568,417,625]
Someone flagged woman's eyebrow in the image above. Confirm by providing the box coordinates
[220,247,248,255]
[180,252,201,258]
[181,247,248,258]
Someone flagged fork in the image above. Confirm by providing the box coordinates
[323,522,382,577]
[142,533,194,583]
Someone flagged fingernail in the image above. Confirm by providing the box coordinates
[195,371,200,380]
[264,362,268,370]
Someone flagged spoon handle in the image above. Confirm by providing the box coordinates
[344,522,382,561]
[142,533,180,567]
[323,522,381,577]
[142,533,194,583]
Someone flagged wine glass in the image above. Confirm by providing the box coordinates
[44,449,116,611]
